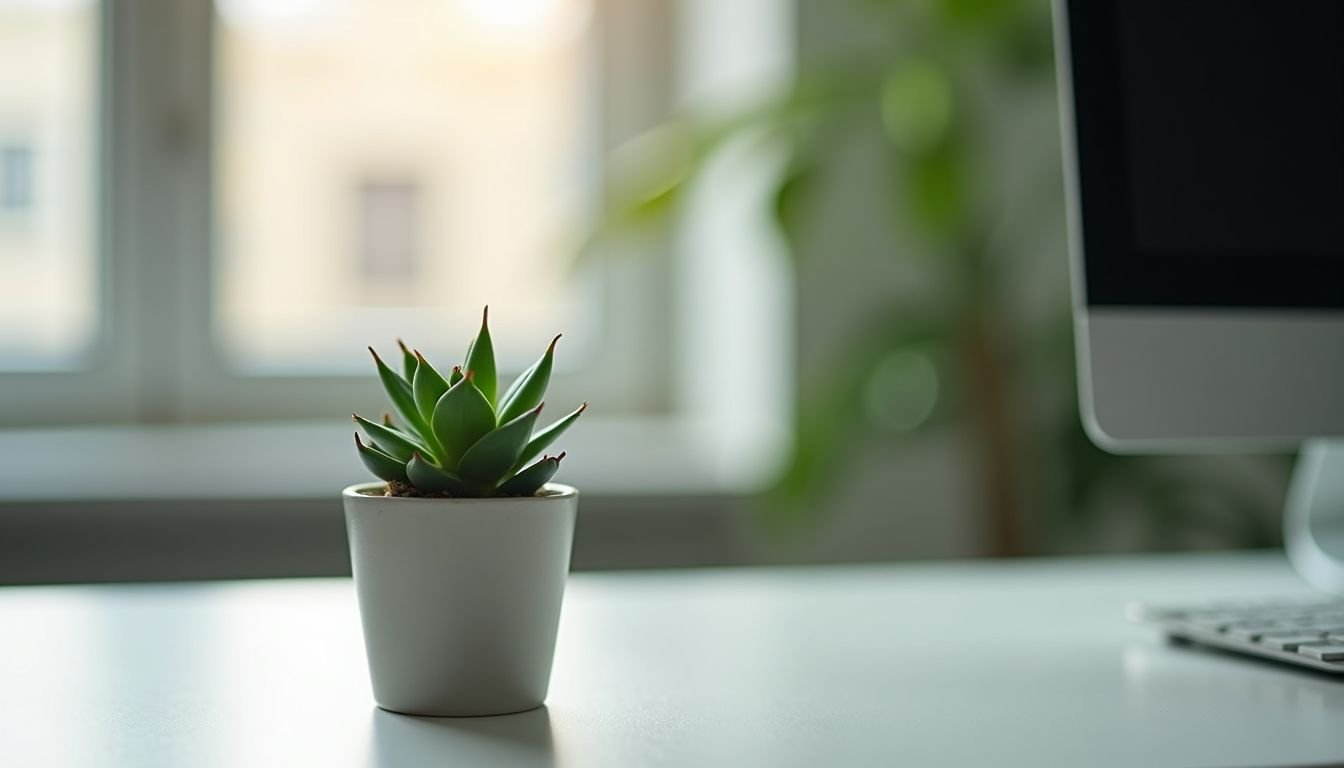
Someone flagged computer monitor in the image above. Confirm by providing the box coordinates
[1055,1,1344,591]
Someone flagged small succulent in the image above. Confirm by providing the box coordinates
[354,307,586,497]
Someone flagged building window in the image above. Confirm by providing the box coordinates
[357,180,419,283]
[0,144,34,213]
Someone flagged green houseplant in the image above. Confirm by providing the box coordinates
[592,0,1283,554]
[342,307,586,716]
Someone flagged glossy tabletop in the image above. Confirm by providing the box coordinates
[2,552,1342,767]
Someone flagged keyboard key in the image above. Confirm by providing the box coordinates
[1297,644,1344,662]
[1257,633,1327,651]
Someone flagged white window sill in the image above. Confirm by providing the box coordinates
[0,418,775,503]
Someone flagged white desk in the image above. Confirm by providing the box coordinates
[2,552,1342,767]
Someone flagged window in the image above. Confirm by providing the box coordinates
[357,180,421,284]
[0,144,35,213]
[0,0,98,374]
[0,0,792,493]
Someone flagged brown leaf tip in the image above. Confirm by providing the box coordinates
[547,334,562,353]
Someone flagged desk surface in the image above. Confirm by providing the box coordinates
[2,552,1341,768]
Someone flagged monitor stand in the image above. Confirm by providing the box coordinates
[1286,440,1344,594]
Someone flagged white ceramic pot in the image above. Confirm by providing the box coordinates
[342,481,578,717]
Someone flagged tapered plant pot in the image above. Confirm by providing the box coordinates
[342,481,578,717]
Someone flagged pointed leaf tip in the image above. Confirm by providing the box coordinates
[497,451,563,496]
[355,413,425,462]
[397,340,418,380]
[548,334,562,353]
[355,432,409,484]
[498,338,558,423]
[511,401,585,472]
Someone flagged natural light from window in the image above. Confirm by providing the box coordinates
[0,0,97,371]
[213,0,596,373]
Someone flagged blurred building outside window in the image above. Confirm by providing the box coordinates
[213,0,599,374]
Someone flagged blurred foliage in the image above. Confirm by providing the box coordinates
[593,0,1290,554]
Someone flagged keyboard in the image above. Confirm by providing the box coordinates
[1130,596,1344,674]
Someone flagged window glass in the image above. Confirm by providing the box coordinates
[213,0,597,373]
[0,0,98,370]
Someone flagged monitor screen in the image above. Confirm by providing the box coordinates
[1065,0,1344,308]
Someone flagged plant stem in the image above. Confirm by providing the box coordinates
[961,311,1024,557]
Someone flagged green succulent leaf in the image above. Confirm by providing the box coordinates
[449,366,463,386]
[370,347,426,438]
[355,433,408,484]
[406,453,467,496]
[353,414,424,463]
[431,369,498,470]
[513,402,586,473]
[397,339,417,382]
[412,351,452,424]
[498,334,560,424]
[498,453,564,496]
[457,405,543,492]
[465,306,497,406]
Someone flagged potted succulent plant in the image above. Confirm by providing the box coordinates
[343,307,586,717]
